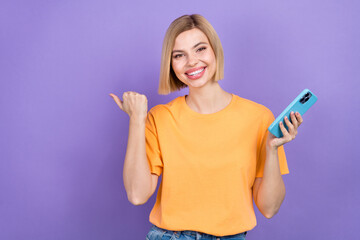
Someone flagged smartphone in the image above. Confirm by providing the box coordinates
[268,89,318,138]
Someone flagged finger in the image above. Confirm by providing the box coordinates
[279,121,293,142]
[109,93,117,99]
[123,92,128,99]
[295,112,303,125]
[284,116,296,136]
[290,111,299,129]
[110,93,124,111]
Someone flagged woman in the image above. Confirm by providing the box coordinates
[110,14,303,240]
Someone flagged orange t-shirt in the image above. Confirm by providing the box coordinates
[145,93,289,236]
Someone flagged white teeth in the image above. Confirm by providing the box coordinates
[188,68,205,76]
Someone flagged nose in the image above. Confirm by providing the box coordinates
[187,53,198,66]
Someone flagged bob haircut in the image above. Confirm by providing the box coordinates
[158,14,224,95]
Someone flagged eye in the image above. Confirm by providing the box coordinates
[173,54,184,59]
[197,46,206,52]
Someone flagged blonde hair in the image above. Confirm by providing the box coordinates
[158,14,224,95]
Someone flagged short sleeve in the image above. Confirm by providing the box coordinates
[145,109,163,176]
[256,109,289,178]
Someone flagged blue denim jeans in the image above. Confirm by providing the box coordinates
[146,225,247,240]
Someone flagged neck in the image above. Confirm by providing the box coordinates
[186,81,232,114]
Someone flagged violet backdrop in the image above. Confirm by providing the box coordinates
[1,0,359,239]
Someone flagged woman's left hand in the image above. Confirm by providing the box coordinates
[267,111,303,149]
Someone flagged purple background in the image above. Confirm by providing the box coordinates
[1,0,359,239]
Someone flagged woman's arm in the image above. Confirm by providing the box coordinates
[253,111,303,218]
[252,148,285,218]
[123,116,158,205]
[110,92,158,205]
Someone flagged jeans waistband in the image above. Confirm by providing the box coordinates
[151,224,247,238]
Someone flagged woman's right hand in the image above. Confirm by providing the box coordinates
[109,91,148,120]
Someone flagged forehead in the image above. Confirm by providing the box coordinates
[173,28,209,50]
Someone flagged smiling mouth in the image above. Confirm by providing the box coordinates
[186,67,206,76]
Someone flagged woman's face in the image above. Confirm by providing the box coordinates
[171,28,216,89]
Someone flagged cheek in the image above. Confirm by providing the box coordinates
[203,51,216,65]
[171,60,184,75]
[205,53,217,78]
[206,55,216,72]
[210,52,216,65]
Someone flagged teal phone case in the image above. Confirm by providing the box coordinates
[268,89,318,138]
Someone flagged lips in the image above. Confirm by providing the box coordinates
[185,66,206,80]
[185,67,206,75]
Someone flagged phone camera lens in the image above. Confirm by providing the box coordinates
[300,92,312,104]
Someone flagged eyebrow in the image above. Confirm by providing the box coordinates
[172,42,208,54]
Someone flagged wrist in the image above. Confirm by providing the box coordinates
[266,143,278,153]
[130,115,146,124]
